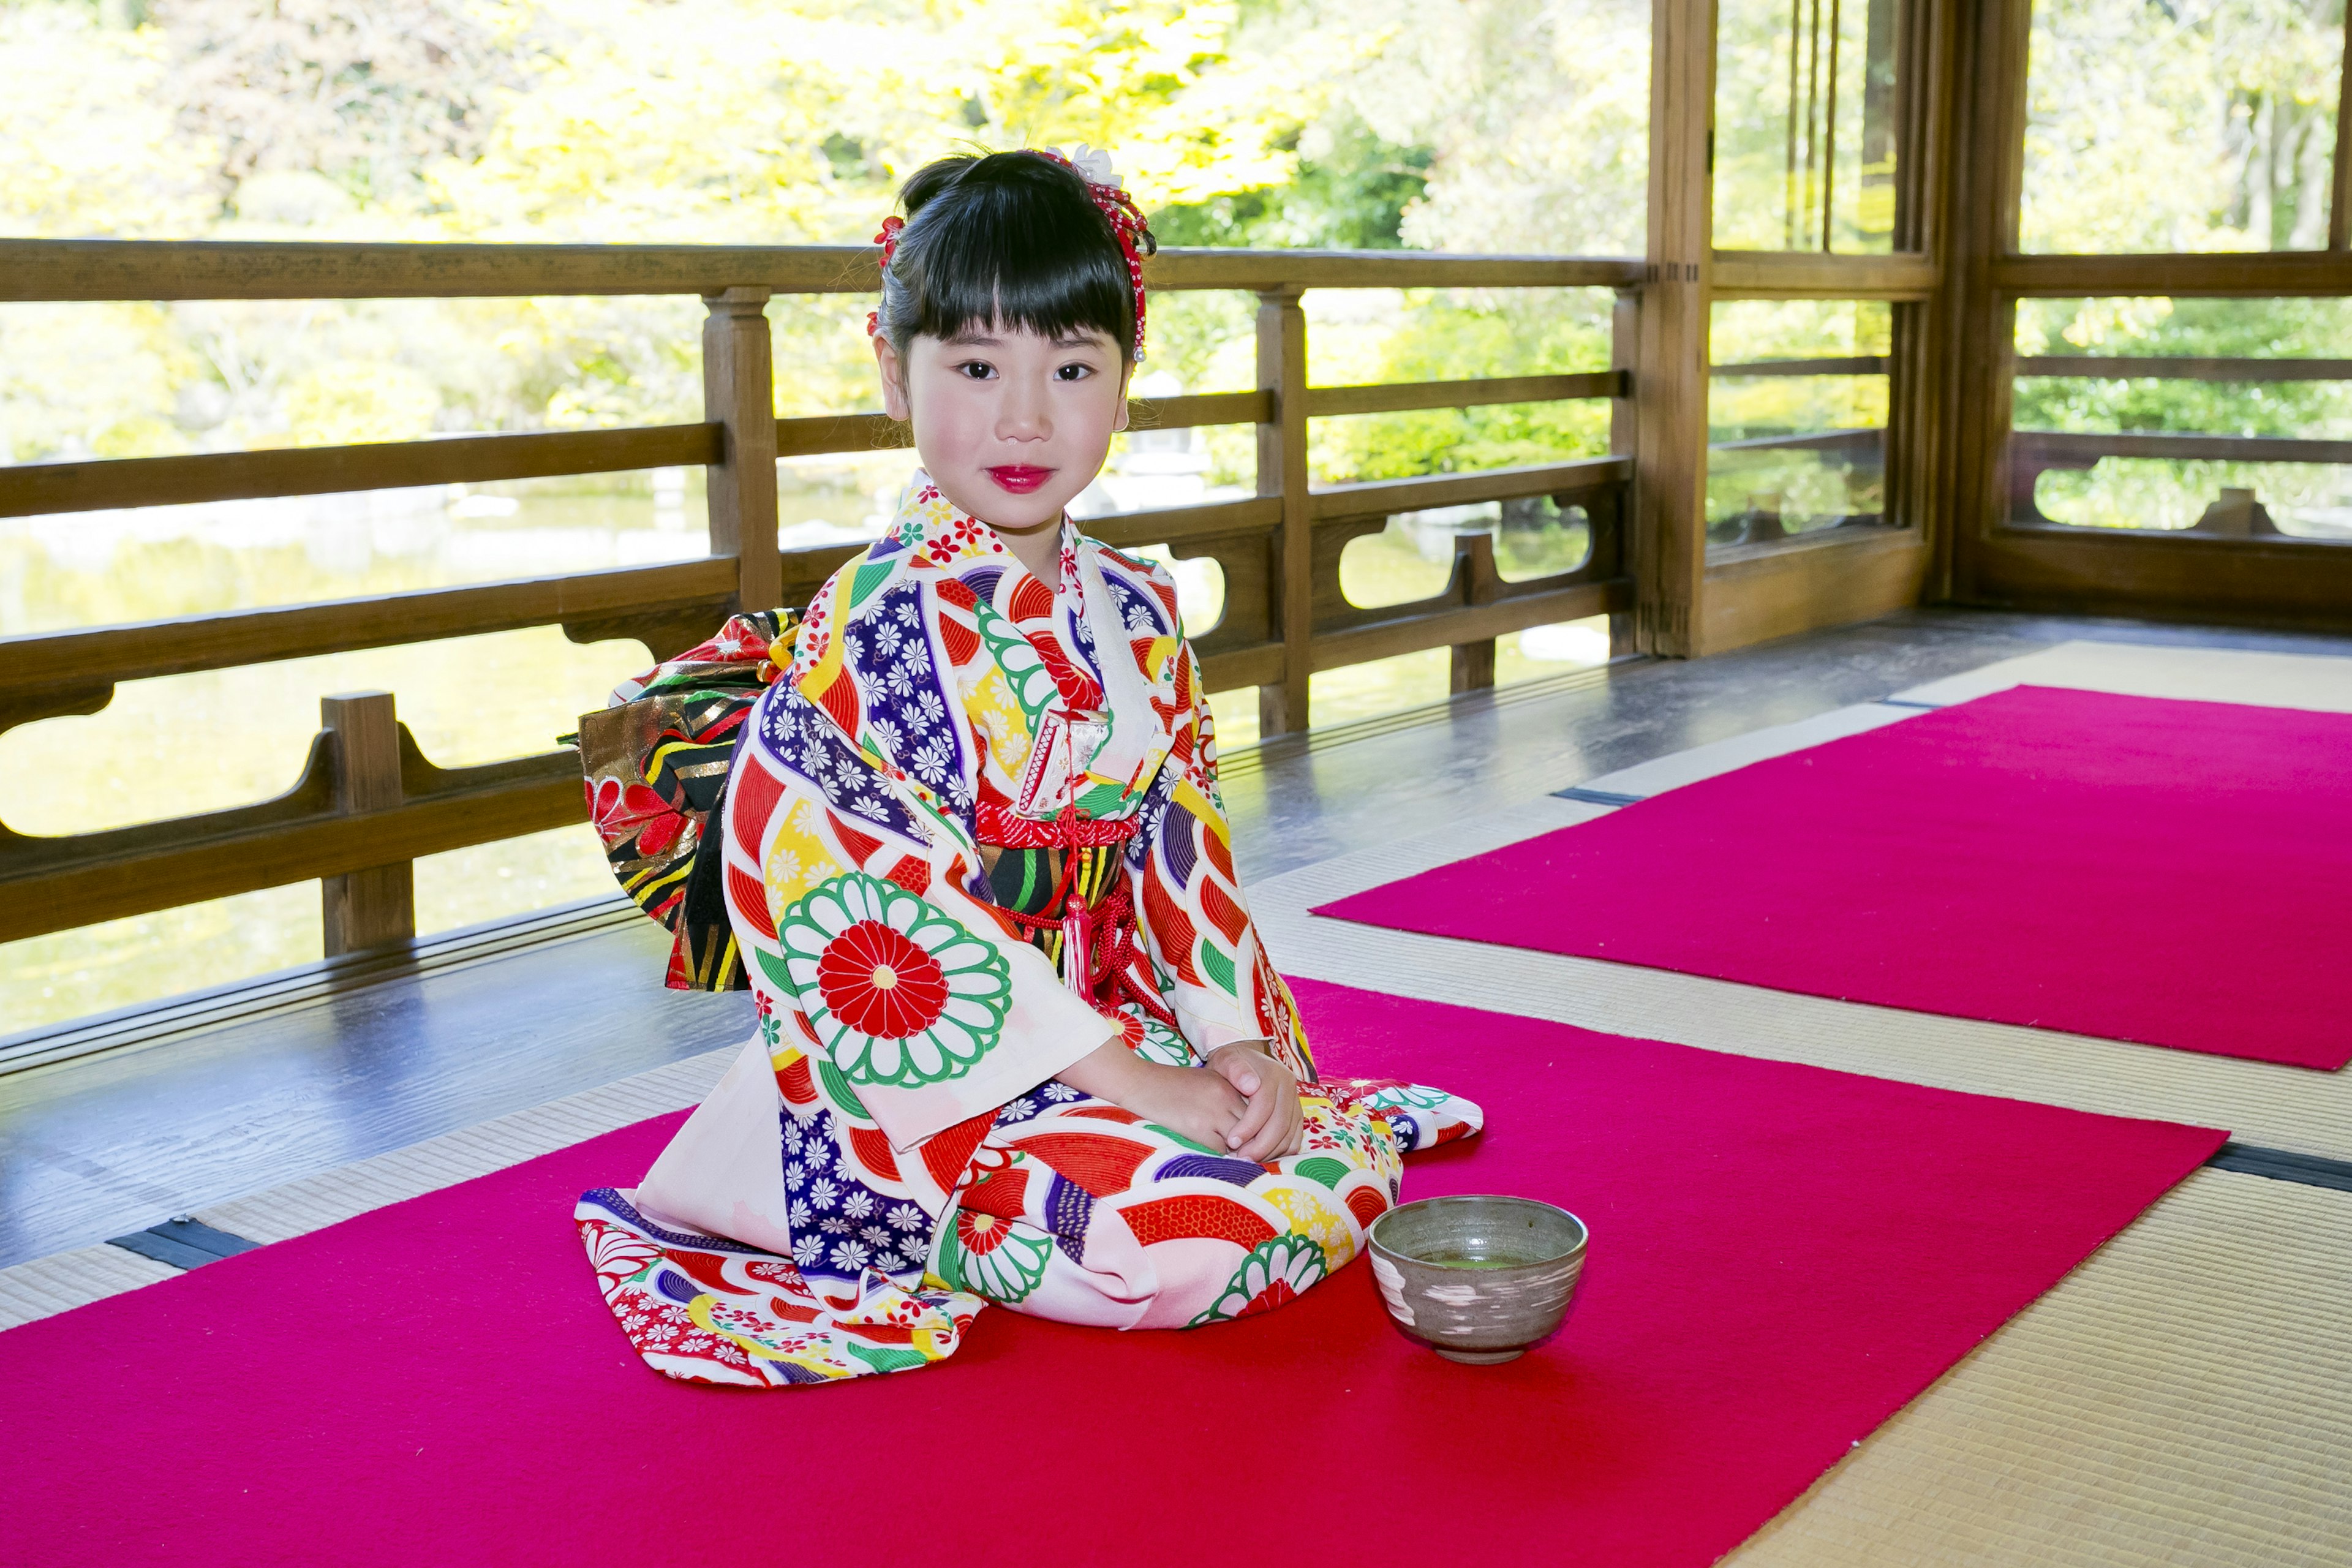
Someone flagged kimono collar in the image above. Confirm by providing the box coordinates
[888,473,1172,801]
[890,473,1075,592]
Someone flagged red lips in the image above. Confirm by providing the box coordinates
[986,466,1054,494]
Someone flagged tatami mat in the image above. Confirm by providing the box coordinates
[0,1046,733,1330]
[0,1242,179,1327]
[1257,818,2352,1163]
[1893,637,2352,712]
[1725,1169,2352,1568]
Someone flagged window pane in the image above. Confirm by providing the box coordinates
[2012,295,2352,539]
[2021,0,2345,254]
[1707,301,1894,551]
[1716,0,1905,252]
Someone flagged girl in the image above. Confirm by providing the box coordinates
[577,148,1481,1387]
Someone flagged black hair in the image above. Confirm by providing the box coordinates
[876,151,1156,367]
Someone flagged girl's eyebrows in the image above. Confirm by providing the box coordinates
[937,328,1107,350]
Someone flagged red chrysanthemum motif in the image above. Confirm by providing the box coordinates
[1232,1276,1302,1319]
[815,919,950,1039]
[956,1209,1012,1257]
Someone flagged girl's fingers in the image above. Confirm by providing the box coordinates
[1209,1049,1261,1096]
[1238,1082,1303,1163]
[1226,1081,1278,1152]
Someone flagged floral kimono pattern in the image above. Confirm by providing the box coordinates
[578,474,1481,1387]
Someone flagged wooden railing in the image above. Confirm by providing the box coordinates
[2005,356,2352,535]
[0,240,1643,952]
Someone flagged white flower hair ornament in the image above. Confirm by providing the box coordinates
[1047,143,1125,190]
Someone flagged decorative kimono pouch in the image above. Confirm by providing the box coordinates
[573,608,797,991]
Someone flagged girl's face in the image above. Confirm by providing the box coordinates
[876,321,1131,541]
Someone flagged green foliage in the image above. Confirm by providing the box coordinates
[2014,296,2352,439]
[0,0,1649,466]
[1149,115,1433,250]
[2022,0,2344,255]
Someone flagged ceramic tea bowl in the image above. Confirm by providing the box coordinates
[1366,1194,1588,1364]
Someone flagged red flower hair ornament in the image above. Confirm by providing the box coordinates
[866,145,1153,360]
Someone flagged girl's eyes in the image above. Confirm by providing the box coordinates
[948,361,1096,383]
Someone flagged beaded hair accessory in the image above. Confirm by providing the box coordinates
[865,145,1155,360]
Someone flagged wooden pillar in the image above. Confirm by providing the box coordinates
[701,287,782,615]
[320,690,413,957]
[1255,287,1311,736]
[1633,0,1717,658]
[1941,0,2033,604]
[1449,532,1502,693]
[1608,287,1642,658]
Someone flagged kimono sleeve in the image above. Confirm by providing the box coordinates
[734,570,1115,1151]
[1125,641,1315,1081]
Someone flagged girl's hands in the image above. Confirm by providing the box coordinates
[1060,1038,1246,1153]
[1056,1036,1303,1162]
[1206,1042,1305,1163]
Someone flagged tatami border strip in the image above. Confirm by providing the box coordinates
[1552,785,1643,805]
[105,1217,262,1270]
[2208,1142,2352,1194]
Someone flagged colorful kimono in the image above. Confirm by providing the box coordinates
[577,474,1482,1387]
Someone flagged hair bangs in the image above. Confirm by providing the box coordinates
[880,152,1141,362]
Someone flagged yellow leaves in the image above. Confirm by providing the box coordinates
[933,0,1297,207]
[2054,297,2178,353]
[0,4,216,238]
[281,363,441,448]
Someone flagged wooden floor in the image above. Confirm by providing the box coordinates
[7,606,2352,1271]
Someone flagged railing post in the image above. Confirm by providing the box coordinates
[1610,287,1643,659]
[1255,287,1311,737]
[320,690,413,957]
[1449,531,1500,693]
[701,287,782,615]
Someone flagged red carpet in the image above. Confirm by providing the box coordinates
[1319,685,2352,1069]
[0,981,2220,1568]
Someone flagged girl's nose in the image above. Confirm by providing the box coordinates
[996,380,1051,442]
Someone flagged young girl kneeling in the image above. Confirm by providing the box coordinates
[578,149,1481,1387]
